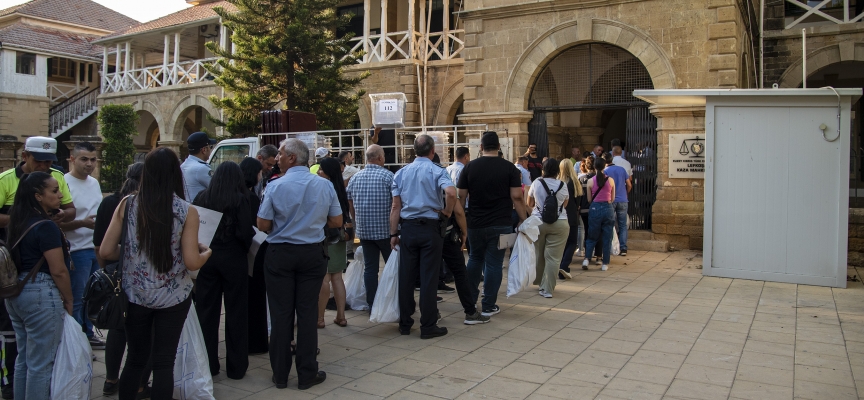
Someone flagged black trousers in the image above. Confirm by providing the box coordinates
[264,243,327,385]
[119,296,191,400]
[195,247,249,379]
[105,327,152,386]
[248,241,269,354]
[359,239,392,306]
[0,301,15,389]
[399,220,443,333]
[441,236,476,316]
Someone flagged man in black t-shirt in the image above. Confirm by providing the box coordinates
[523,143,543,181]
[457,132,528,317]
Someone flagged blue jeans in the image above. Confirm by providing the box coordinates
[359,239,392,306]
[613,202,628,252]
[467,226,512,311]
[584,203,615,265]
[5,273,65,400]
[69,249,98,338]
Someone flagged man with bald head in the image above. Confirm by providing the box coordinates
[347,144,395,306]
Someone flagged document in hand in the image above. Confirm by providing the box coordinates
[192,205,223,248]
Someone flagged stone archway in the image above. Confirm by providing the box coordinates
[503,18,676,113]
[778,42,864,88]
[167,94,221,141]
[433,78,464,126]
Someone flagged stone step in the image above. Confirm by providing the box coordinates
[627,239,669,252]
[628,230,655,241]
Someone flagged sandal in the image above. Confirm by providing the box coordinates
[334,318,347,327]
[317,318,325,329]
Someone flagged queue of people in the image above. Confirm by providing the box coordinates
[0,129,634,399]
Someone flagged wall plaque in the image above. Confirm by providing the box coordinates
[668,134,705,179]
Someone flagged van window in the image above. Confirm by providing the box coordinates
[209,144,250,170]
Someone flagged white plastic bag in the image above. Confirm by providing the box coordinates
[369,248,399,323]
[611,226,620,256]
[173,307,215,400]
[345,247,369,311]
[507,216,542,297]
[51,313,92,400]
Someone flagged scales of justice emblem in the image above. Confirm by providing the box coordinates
[679,136,706,158]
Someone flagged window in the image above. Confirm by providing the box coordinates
[50,58,76,78]
[337,4,364,38]
[208,144,250,170]
[15,52,36,75]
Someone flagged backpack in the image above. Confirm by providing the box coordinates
[538,179,564,224]
[0,220,51,298]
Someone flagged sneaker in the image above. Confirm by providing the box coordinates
[582,259,589,270]
[620,250,627,256]
[103,380,119,396]
[481,305,500,317]
[464,311,491,325]
[601,264,608,271]
[89,336,106,350]
[540,289,553,298]
[437,283,456,294]
[559,269,572,280]
[595,258,602,265]
[436,296,443,303]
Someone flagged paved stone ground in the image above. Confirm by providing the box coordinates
[89,250,864,399]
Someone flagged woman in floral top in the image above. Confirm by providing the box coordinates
[100,147,212,400]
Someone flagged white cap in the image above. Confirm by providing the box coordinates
[24,137,58,161]
[315,147,329,159]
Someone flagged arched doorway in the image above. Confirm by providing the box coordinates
[173,105,217,160]
[528,42,657,229]
[806,61,864,207]
[133,110,160,162]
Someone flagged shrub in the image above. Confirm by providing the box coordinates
[98,104,138,192]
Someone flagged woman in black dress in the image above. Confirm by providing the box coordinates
[239,157,268,354]
[192,161,254,379]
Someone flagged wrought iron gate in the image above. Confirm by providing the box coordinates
[528,110,549,158]
[626,107,658,229]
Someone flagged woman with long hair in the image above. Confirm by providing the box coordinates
[193,161,254,379]
[4,172,73,400]
[578,155,599,263]
[93,163,152,397]
[557,158,582,280]
[582,157,616,272]
[239,157,269,355]
[316,157,351,328]
[526,159,569,298]
[100,147,212,400]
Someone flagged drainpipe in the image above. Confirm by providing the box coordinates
[759,0,764,88]
[802,28,807,89]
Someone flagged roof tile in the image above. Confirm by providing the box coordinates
[0,0,138,32]
[0,23,103,59]
[100,1,236,41]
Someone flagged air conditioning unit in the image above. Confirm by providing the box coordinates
[199,24,220,38]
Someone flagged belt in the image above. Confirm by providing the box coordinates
[402,218,438,224]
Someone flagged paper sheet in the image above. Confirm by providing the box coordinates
[192,206,223,248]
[248,227,268,276]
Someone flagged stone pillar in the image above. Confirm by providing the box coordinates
[649,105,706,250]
[457,111,532,159]
[0,135,22,173]
[157,140,184,158]
[64,135,105,182]
[574,127,604,150]
[401,65,420,126]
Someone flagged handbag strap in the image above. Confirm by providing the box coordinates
[9,220,51,250]
[590,176,607,204]
[115,195,134,287]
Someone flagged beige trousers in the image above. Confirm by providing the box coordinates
[532,219,570,294]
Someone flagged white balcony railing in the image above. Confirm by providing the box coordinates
[102,58,218,94]
[346,29,465,64]
[785,0,864,29]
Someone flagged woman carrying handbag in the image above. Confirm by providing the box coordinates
[316,158,352,328]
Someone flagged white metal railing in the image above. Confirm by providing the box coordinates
[47,82,80,103]
[346,29,464,63]
[785,0,864,29]
[102,58,218,94]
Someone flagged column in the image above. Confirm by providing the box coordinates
[419,0,426,60]
[173,32,181,84]
[219,22,227,50]
[380,0,388,59]
[363,0,370,62]
[443,0,450,59]
[407,0,415,58]
[163,35,170,86]
[75,61,81,92]
[102,48,108,93]
[124,42,131,89]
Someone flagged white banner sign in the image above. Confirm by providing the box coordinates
[668,134,706,179]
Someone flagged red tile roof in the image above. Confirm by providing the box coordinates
[0,23,102,59]
[0,0,138,32]
[99,1,236,42]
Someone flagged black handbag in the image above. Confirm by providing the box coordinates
[83,196,132,330]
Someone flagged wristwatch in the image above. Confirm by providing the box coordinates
[390,232,400,237]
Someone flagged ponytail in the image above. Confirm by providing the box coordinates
[594,157,608,188]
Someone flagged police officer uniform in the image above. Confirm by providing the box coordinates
[181,132,215,200]
[392,154,454,338]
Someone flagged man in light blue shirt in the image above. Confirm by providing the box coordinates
[181,131,215,200]
[390,135,456,339]
[515,156,532,186]
[257,138,341,391]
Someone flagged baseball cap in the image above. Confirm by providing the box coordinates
[24,137,58,162]
[187,132,216,151]
[315,147,329,159]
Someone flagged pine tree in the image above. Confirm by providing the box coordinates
[207,0,368,135]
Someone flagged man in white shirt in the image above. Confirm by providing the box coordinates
[60,142,105,350]
[339,151,359,186]
[446,147,470,185]
[611,146,632,177]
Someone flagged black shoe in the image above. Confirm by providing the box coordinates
[103,380,119,396]
[2,385,13,400]
[436,296,443,303]
[89,336,106,350]
[399,327,411,335]
[620,250,627,256]
[326,297,337,310]
[298,371,327,390]
[437,282,456,293]
[272,375,288,389]
[481,305,500,317]
[420,326,448,339]
[443,274,455,283]
[135,385,152,400]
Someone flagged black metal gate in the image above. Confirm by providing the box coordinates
[528,110,549,158]
[626,107,658,229]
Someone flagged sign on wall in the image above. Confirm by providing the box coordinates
[668,134,706,179]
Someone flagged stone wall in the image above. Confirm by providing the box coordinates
[0,94,49,141]
[851,209,864,266]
